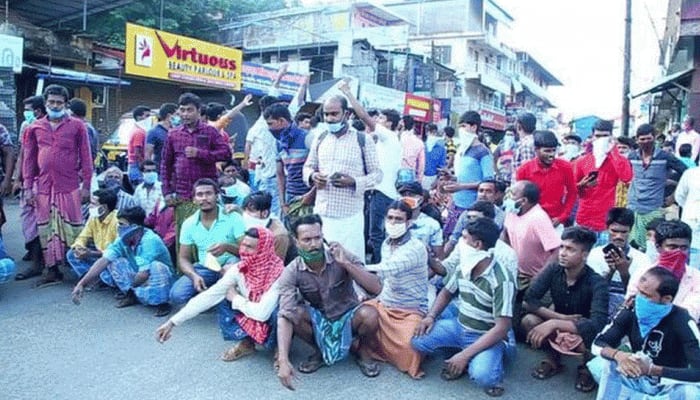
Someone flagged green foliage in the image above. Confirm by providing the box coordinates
[75,0,288,46]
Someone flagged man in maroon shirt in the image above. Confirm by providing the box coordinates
[160,93,232,258]
[516,130,577,228]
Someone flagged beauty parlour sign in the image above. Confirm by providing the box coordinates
[124,23,243,90]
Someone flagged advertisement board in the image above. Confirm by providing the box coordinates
[358,82,405,113]
[403,93,432,122]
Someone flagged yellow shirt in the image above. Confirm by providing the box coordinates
[72,210,119,251]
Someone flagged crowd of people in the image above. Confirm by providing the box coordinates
[2,68,700,399]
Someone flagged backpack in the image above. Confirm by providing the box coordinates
[316,131,367,174]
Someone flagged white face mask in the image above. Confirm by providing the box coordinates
[458,127,477,149]
[243,213,271,229]
[457,240,491,276]
[593,136,612,167]
[88,206,105,219]
[646,240,659,263]
[385,221,408,239]
[562,143,580,160]
[137,118,153,131]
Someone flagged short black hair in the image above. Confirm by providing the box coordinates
[43,84,70,102]
[132,105,150,120]
[655,220,692,247]
[444,126,455,138]
[118,206,146,226]
[158,103,178,121]
[259,95,279,111]
[93,189,118,212]
[606,207,635,228]
[295,112,312,124]
[480,178,507,194]
[616,136,636,148]
[141,160,157,171]
[397,181,423,195]
[646,217,664,232]
[388,200,413,220]
[192,178,218,194]
[380,109,401,131]
[467,201,496,219]
[205,102,226,121]
[459,111,481,128]
[242,191,272,212]
[662,141,675,149]
[644,266,680,298]
[291,214,323,238]
[178,92,202,109]
[593,119,613,132]
[561,226,597,252]
[636,123,655,138]
[352,119,365,132]
[534,130,559,148]
[685,116,695,128]
[23,95,46,114]
[563,134,582,144]
[401,115,415,131]
[244,228,260,239]
[425,123,438,132]
[68,98,87,118]
[679,143,692,157]
[517,113,536,134]
[521,181,540,204]
[263,103,292,122]
[465,217,500,250]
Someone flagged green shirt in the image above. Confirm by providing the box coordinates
[179,206,245,265]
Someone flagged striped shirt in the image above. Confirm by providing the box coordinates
[276,124,311,197]
[513,134,536,172]
[443,252,516,333]
[367,233,429,313]
[303,127,381,218]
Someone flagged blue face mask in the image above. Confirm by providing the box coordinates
[47,108,65,120]
[23,111,36,123]
[503,198,522,214]
[327,121,346,135]
[634,295,673,338]
[142,172,158,185]
[170,115,182,127]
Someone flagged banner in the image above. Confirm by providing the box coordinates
[0,34,23,73]
[403,93,432,122]
[242,62,307,98]
[358,82,405,113]
[124,23,243,90]
[479,108,507,130]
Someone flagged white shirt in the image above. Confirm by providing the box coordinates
[676,129,700,161]
[587,245,651,284]
[372,125,401,199]
[133,182,164,216]
[676,167,700,230]
[246,116,278,179]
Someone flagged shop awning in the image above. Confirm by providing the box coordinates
[631,68,694,98]
[28,64,131,87]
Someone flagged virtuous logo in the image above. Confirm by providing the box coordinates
[135,34,153,67]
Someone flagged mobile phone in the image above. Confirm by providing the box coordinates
[603,243,621,257]
[587,170,599,180]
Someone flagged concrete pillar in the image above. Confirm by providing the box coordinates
[687,36,700,119]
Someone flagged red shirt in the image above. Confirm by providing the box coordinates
[574,149,633,231]
[516,158,577,223]
[128,126,146,164]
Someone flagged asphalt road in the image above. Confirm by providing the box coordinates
[0,200,596,400]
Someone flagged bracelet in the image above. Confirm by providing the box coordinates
[611,350,619,361]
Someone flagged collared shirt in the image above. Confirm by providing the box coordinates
[103,228,173,272]
[146,124,168,169]
[160,121,232,199]
[278,250,362,322]
[303,127,381,218]
[627,148,687,214]
[627,262,700,322]
[117,190,137,213]
[675,167,700,229]
[524,263,609,347]
[443,255,516,333]
[574,149,633,231]
[504,204,561,277]
[246,116,278,179]
[675,129,700,161]
[516,158,577,222]
[400,132,426,182]
[179,206,246,265]
[22,115,93,193]
[411,212,443,248]
[133,182,164,216]
[513,134,535,172]
[425,139,447,177]
[72,210,119,251]
[372,125,401,199]
[366,233,429,313]
[276,124,311,197]
[453,143,494,208]
[450,204,504,244]
[587,245,651,288]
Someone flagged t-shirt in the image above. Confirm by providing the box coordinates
[504,204,561,277]
[179,206,246,265]
[453,143,494,208]
[410,212,443,248]
[587,245,650,288]
[372,125,401,199]
[128,126,146,164]
[146,124,169,169]
[276,124,311,197]
[103,228,173,272]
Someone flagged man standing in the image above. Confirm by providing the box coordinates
[303,95,381,260]
[591,267,700,399]
[574,119,633,240]
[627,123,686,250]
[160,93,232,253]
[276,214,383,389]
[145,103,178,171]
[522,227,608,393]
[675,116,700,162]
[22,84,92,286]
[675,166,700,267]
[68,99,99,162]
[513,112,537,172]
[517,130,577,228]
[127,106,152,187]
[398,115,425,183]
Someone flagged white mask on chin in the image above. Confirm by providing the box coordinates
[243,213,271,229]
[457,240,491,276]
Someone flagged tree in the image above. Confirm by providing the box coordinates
[71,0,289,46]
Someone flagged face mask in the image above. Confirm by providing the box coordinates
[24,111,36,123]
[457,240,490,276]
[426,135,440,151]
[239,248,256,260]
[142,172,158,185]
[88,205,106,219]
[562,143,580,160]
[243,213,271,229]
[298,247,325,264]
[103,177,122,192]
[47,108,65,120]
[385,221,408,239]
[170,115,182,127]
[593,136,612,168]
[657,249,688,280]
[645,240,659,263]
[634,295,673,338]
[458,127,477,149]
[503,198,522,214]
[137,118,153,131]
[327,121,346,135]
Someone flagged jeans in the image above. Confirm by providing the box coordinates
[368,190,393,263]
[218,301,278,348]
[169,264,221,306]
[127,163,142,187]
[411,318,516,388]
[66,249,115,286]
[257,175,280,218]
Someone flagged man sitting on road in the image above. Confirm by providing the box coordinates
[169,178,245,307]
[276,214,383,390]
[71,207,174,316]
[156,227,283,362]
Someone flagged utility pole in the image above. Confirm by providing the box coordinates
[621,0,632,137]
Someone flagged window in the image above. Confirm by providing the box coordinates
[433,45,452,64]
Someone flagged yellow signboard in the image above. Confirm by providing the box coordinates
[124,23,242,90]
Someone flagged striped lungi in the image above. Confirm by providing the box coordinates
[35,189,84,268]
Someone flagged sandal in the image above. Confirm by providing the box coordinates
[15,267,42,281]
[221,340,255,362]
[298,353,325,374]
[485,386,505,397]
[355,358,381,378]
[154,304,172,318]
[575,365,597,393]
[531,358,564,380]
[440,367,463,381]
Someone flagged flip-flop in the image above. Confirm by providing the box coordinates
[15,268,42,281]
[355,358,381,378]
[575,365,597,393]
[34,271,64,288]
[221,341,255,362]
[298,354,325,374]
[154,304,172,318]
[485,386,505,397]
[531,359,564,380]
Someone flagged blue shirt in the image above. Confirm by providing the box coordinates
[103,229,172,272]
[276,124,311,197]
[179,206,246,265]
[146,124,168,169]
[424,140,447,177]
[453,144,494,208]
